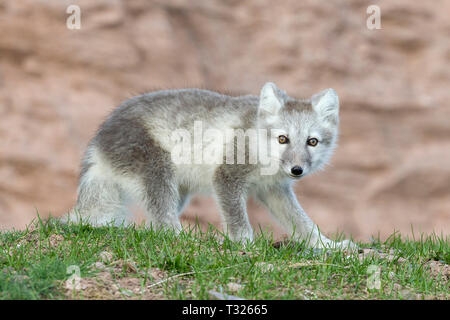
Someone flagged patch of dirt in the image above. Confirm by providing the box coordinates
[15,229,68,252]
[48,234,64,247]
[355,248,407,263]
[425,260,450,282]
[64,259,169,300]
[226,282,243,292]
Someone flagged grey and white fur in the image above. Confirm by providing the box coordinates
[62,82,355,249]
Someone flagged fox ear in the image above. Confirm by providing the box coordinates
[259,82,283,116]
[311,88,339,124]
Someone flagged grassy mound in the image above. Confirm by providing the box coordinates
[0,218,448,299]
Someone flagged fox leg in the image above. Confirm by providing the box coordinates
[63,166,130,227]
[138,163,182,232]
[256,183,355,249]
[213,166,253,243]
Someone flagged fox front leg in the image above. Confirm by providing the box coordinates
[256,183,354,249]
[213,166,254,243]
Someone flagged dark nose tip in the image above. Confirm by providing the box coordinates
[291,166,303,176]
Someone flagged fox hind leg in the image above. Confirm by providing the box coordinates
[138,168,183,232]
[63,166,131,227]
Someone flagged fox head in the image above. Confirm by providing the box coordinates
[257,82,339,179]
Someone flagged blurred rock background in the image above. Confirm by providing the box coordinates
[0,0,449,240]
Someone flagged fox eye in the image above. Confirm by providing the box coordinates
[307,137,319,147]
[278,135,289,144]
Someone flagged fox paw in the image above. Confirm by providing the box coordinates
[335,240,359,252]
[311,239,359,252]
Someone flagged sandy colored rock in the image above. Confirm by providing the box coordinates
[0,0,449,241]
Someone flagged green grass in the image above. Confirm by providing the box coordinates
[0,217,448,300]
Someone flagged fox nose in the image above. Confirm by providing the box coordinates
[291,166,303,176]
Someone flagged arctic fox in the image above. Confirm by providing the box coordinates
[63,82,355,249]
